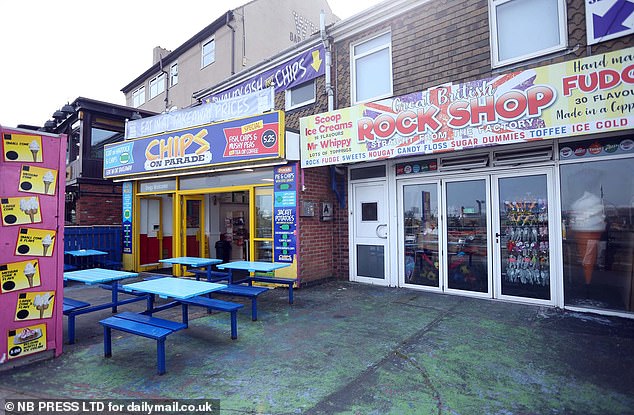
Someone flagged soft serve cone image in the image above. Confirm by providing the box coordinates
[34,293,53,319]
[29,140,40,162]
[41,234,53,256]
[24,262,37,287]
[570,191,606,285]
[42,171,54,194]
[20,197,38,223]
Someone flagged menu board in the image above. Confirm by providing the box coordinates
[0,127,66,366]
[273,164,298,264]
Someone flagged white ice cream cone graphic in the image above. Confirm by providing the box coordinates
[43,171,54,194]
[24,262,37,287]
[29,140,40,162]
[41,234,53,256]
[34,294,53,319]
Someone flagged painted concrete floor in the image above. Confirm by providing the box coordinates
[0,280,633,415]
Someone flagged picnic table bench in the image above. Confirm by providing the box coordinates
[100,311,186,375]
[179,296,243,339]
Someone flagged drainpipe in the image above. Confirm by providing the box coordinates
[226,12,236,75]
[320,10,333,111]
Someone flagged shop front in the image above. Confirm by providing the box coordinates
[301,47,634,316]
[104,110,299,281]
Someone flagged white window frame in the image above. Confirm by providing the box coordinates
[170,62,178,87]
[132,86,145,108]
[489,0,568,68]
[285,80,316,110]
[351,30,393,105]
[149,73,166,100]
[201,37,215,68]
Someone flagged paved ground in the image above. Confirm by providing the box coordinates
[1,279,633,415]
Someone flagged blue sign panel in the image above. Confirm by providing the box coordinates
[273,164,298,263]
[122,182,133,254]
[104,111,284,178]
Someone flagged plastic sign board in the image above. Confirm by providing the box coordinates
[105,111,285,178]
[300,47,634,168]
[586,0,634,45]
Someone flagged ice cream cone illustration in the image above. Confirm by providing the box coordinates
[34,294,53,319]
[24,262,37,287]
[575,231,602,285]
[570,190,606,286]
[42,234,53,256]
[29,140,40,162]
[19,197,39,223]
[43,171,54,194]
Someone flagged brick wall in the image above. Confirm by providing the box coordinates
[75,182,122,226]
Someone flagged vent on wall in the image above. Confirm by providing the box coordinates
[439,154,489,171]
[493,147,553,166]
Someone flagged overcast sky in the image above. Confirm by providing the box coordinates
[0,0,383,129]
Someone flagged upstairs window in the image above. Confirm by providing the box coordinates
[285,80,316,110]
[170,63,179,87]
[202,38,215,68]
[132,86,145,108]
[489,0,567,67]
[351,31,392,104]
[149,73,166,99]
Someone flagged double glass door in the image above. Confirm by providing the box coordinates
[399,169,555,304]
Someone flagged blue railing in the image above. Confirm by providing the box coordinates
[64,226,122,269]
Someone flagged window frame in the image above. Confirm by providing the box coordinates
[132,86,145,108]
[488,0,568,68]
[201,37,216,68]
[170,62,178,87]
[350,30,393,105]
[285,80,316,110]
[149,73,166,100]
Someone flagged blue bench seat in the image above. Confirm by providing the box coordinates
[214,285,269,321]
[63,298,91,344]
[99,312,186,375]
[247,275,296,304]
[188,269,231,282]
[179,296,244,339]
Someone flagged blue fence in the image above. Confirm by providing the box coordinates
[64,226,122,269]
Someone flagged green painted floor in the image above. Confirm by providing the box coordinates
[1,280,633,414]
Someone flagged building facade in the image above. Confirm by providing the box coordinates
[298,0,634,317]
[121,0,338,114]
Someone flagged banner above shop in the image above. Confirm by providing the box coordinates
[104,111,285,178]
[126,88,275,140]
[201,44,325,103]
[300,47,634,168]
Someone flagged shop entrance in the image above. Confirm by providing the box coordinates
[182,196,205,257]
[351,181,389,285]
[139,196,170,267]
[399,168,556,304]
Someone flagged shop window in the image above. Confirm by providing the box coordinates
[351,31,392,104]
[561,158,634,313]
[254,187,273,262]
[489,0,567,67]
[170,63,178,87]
[350,165,386,180]
[132,86,145,108]
[149,73,166,99]
[202,38,215,68]
[361,202,378,222]
[90,127,123,159]
[285,80,315,110]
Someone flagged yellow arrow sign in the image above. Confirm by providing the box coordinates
[311,50,322,72]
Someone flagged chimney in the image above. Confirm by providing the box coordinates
[153,46,172,65]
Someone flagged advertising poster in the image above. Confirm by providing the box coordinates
[104,111,285,178]
[122,182,133,254]
[273,164,298,263]
[18,165,58,195]
[300,47,634,168]
[585,0,634,45]
[1,196,42,226]
[0,259,41,293]
[14,291,55,321]
[15,228,56,257]
[7,323,47,360]
[2,132,43,163]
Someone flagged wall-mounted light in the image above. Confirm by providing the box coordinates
[52,110,66,121]
[61,103,75,115]
[43,120,57,131]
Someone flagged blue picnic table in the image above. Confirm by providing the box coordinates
[159,257,223,280]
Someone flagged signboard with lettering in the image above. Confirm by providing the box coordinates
[273,164,298,263]
[300,47,634,168]
[104,111,285,178]
[122,182,132,254]
[201,45,325,103]
[586,0,634,45]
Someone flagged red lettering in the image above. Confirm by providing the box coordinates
[447,101,470,128]
[396,111,417,136]
[374,114,395,139]
[357,118,375,141]
[470,96,496,125]
[495,91,525,120]
[416,106,442,133]
[527,86,555,116]
[623,64,634,84]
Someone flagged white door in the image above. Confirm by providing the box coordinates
[351,182,389,285]
[491,168,557,305]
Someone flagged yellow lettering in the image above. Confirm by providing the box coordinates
[145,139,160,161]
[193,129,210,154]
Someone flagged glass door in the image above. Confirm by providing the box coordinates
[351,182,389,285]
[492,169,555,304]
[182,196,205,257]
[400,180,442,290]
[443,177,491,297]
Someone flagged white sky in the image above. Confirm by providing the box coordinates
[0,0,383,129]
